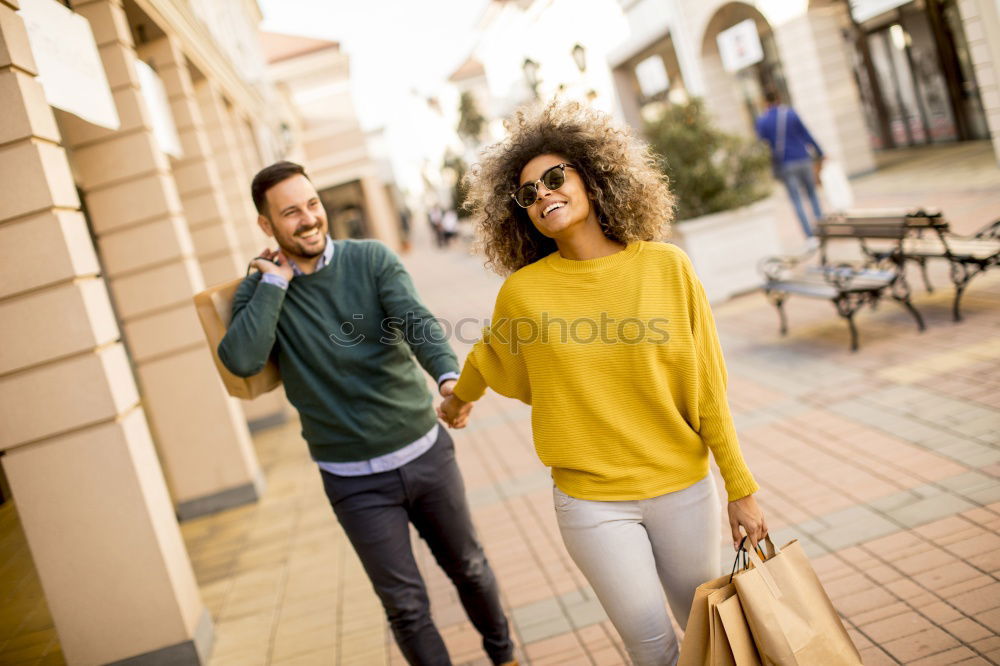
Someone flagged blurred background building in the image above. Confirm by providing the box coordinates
[610,0,999,171]
[446,0,1000,174]
[259,30,401,244]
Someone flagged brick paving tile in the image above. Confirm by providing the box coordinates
[859,645,902,665]
[588,645,628,666]
[949,583,1000,617]
[881,626,961,662]
[862,611,938,644]
[522,633,585,661]
[944,619,994,643]
[907,646,980,665]
[975,609,1000,635]
[919,601,965,625]
[853,602,914,627]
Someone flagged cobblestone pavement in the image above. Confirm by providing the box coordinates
[1,142,998,665]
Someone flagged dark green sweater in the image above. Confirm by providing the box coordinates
[218,240,459,462]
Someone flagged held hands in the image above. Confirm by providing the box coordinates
[437,380,474,428]
[728,493,768,552]
[252,247,294,282]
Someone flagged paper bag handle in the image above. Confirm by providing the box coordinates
[729,535,777,581]
[744,536,783,599]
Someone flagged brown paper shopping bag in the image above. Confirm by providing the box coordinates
[679,545,762,666]
[710,586,761,666]
[679,574,731,666]
[193,277,281,400]
[733,538,862,666]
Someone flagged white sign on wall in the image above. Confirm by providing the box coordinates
[716,19,764,73]
[18,0,120,129]
[135,60,182,158]
[849,0,910,23]
[635,55,669,99]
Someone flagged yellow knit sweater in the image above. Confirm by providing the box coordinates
[453,241,758,502]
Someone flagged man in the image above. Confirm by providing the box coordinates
[218,161,515,666]
[755,89,824,243]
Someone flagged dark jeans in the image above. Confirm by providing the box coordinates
[320,427,513,666]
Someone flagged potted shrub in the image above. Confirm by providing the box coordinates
[645,99,779,303]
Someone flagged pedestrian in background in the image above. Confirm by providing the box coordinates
[439,102,766,666]
[429,205,446,248]
[756,89,824,244]
[441,209,459,247]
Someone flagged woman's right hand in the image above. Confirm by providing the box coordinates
[437,393,473,428]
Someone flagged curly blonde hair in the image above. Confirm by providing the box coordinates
[464,101,675,275]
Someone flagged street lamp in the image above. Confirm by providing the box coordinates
[523,58,540,98]
[572,43,586,73]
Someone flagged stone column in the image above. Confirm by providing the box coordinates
[61,0,264,519]
[772,5,877,176]
[194,79,264,260]
[191,77,290,428]
[700,50,751,137]
[234,110,264,178]
[957,0,1000,163]
[0,1,211,662]
[360,173,402,248]
[137,35,243,286]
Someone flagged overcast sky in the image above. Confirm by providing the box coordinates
[258,0,491,131]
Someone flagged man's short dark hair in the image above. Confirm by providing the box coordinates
[763,88,780,105]
[251,161,310,216]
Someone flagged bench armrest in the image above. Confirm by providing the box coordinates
[974,219,1000,240]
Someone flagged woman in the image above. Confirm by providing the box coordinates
[439,102,766,665]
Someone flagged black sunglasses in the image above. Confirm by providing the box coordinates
[511,163,576,208]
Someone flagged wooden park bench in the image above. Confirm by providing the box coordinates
[759,216,926,352]
[854,210,1000,322]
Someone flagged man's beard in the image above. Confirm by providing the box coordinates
[277,226,326,258]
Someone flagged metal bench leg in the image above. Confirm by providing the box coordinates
[846,312,859,352]
[952,285,965,322]
[890,277,926,332]
[834,294,865,352]
[917,257,933,293]
[949,261,972,322]
[766,292,788,336]
[894,296,926,332]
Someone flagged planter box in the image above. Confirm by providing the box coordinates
[669,196,781,304]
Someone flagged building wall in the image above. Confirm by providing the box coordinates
[266,42,401,247]
[960,0,1000,162]
[0,0,302,660]
[611,0,877,174]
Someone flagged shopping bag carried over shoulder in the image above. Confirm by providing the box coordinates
[679,543,761,666]
[733,538,861,666]
[193,277,281,400]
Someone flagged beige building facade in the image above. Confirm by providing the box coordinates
[260,31,401,246]
[610,0,1000,172]
[0,0,384,662]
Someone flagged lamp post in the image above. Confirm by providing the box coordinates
[523,58,540,99]
[572,43,586,73]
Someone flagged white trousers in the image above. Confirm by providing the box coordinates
[554,475,721,666]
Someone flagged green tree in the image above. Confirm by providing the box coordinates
[457,91,487,143]
[644,98,771,221]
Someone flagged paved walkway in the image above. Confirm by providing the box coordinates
[1,142,998,665]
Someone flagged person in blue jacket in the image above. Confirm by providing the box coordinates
[755,89,824,241]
